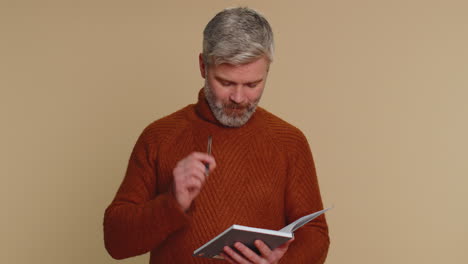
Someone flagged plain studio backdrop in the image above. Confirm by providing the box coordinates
[1,0,467,263]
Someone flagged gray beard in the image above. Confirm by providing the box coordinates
[203,81,260,127]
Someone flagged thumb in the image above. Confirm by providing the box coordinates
[278,237,295,251]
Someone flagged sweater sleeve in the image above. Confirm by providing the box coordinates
[103,128,189,260]
[279,132,330,264]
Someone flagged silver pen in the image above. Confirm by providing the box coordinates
[205,135,212,176]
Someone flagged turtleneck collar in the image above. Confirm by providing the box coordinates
[194,88,220,125]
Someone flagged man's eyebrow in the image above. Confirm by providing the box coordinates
[214,76,263,84]
[247,78,263,84]
[214,76,233,83]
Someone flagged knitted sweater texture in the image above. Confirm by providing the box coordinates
[104,90,329,263]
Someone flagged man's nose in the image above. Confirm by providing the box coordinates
[229,86,245,104]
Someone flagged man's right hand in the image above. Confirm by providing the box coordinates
[172,152,216,212]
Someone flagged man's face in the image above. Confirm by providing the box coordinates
[200,56,270,127]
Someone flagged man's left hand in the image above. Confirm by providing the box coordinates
[221,238,294,264]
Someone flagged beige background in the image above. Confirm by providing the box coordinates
[1,0,467,263]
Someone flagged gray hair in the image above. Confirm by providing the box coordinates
[202,7,274,66]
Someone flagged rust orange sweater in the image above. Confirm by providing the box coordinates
[104,90,329,263]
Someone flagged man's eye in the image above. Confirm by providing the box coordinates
[247,83,258,88]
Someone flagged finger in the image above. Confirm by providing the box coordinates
[223,245,251,264]
[275,237,294,252]
[173,165,204,187]
[254,240,272,258]
[183,162,207,182]
[268,238,294,261]
[220,253,237,264]
[189,152,217,171]
[177,152,216,179]
[173,159,205,181]
[234,242,264,263]
[185,155,213,179]
[186,177,203,189]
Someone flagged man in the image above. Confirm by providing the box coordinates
[104,7,329,264]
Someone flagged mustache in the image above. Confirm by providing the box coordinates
[223,99,259,110]
[224,103,249,109]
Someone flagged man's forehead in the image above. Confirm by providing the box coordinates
[210,60,269,83]
[210,57,269,72]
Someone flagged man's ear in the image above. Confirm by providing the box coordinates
[199,53,206,79]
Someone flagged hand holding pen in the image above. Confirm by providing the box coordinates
[172,136,215,212]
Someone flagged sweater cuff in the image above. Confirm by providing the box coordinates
[150,192,191,233]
